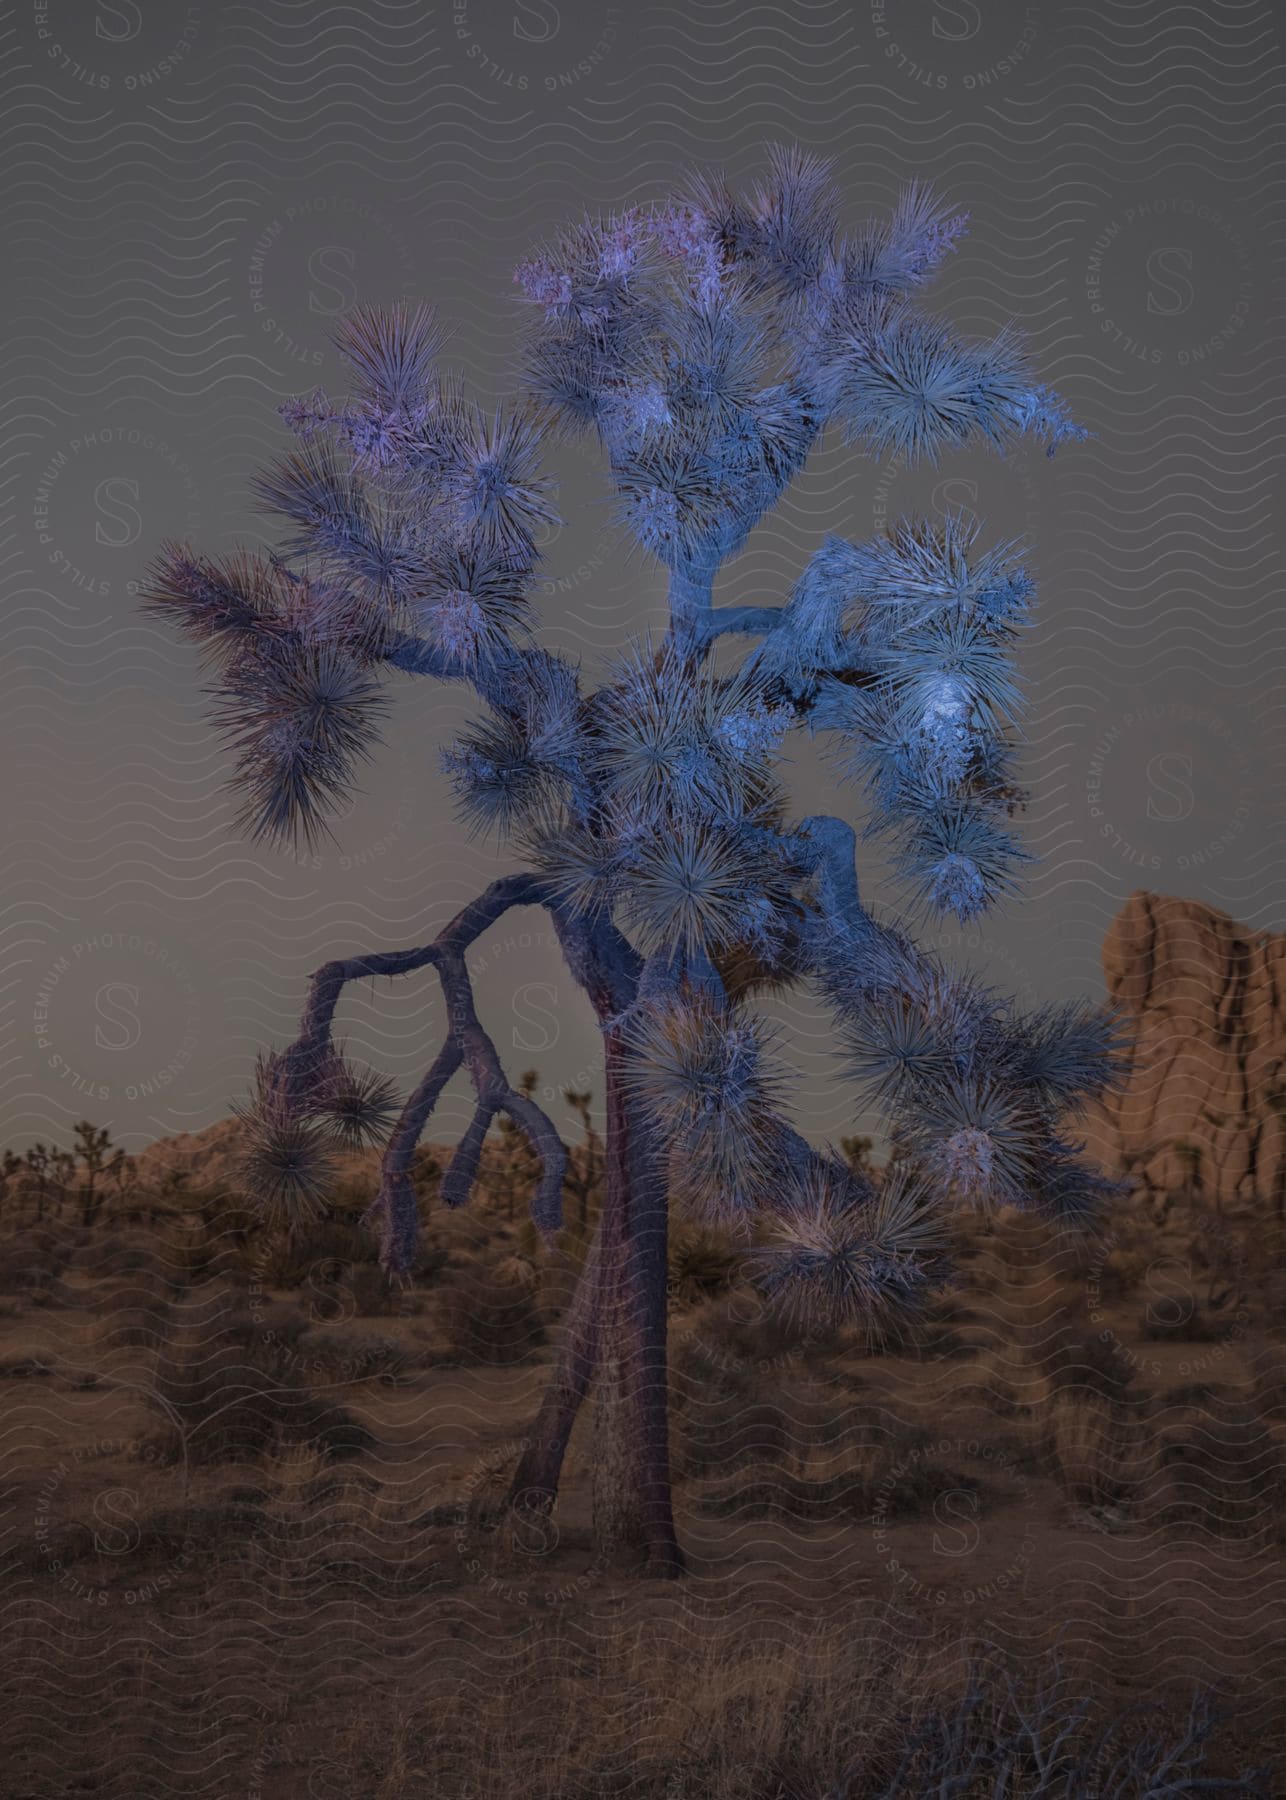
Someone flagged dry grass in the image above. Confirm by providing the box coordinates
[1044,1392,1141,1509]
[2,1587,1271,1798]
[2,1175,1285,1795]
[145,1308,373,1467]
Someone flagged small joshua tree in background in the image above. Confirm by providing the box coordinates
[70,1120,129,1229]
[562,1086,604,1239]
[144,148,1131,1576]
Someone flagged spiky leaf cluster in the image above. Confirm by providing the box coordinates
[624,994,789,1219]
[745,1161,949,1338]
[815,921,1134,1229]
[515,148,1083,585]
[519,639,802,962]
[232,1040,399,1228]
[144,301,572,846]
[803,515,1038,923]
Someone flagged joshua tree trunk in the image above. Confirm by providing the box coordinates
[590,1025,682,1575]
[504,1216,606,1522]
[506,1026,683,1577]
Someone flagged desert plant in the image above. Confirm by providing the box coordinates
[1045,1392,1138,1510]
[10,1142,72,1223]
[148,1321,371,1466]
[143,147,1130,1575]
[435,1256,546,1366]
[863,1651,1271,1798]
[69,1120,129,1228]
[667,1219,743,1304]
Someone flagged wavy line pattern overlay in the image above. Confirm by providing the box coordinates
[1,3,1283,1796]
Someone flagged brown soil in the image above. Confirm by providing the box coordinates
[1,1171,1283,1796]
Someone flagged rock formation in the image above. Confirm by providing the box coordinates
[1078,890,1286,1214]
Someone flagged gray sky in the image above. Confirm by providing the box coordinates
[4,0,1282,1155]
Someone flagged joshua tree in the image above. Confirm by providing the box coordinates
[70,1119,129,1229]
[18,1142,73,1223]
[143,148,1131,1576]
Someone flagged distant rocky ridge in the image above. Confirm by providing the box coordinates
[131,1115,387,1195]
[131,892,1285,1218]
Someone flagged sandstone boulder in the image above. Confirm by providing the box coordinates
[1078,891,1286,1213]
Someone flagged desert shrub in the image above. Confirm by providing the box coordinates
[147,1216,227,1289]
[1099,1245,1151,1297]
[860,1664,1271,1800]
[146,1322,372,1467]
[947,1347,1026,1419]
[67,1232,161,1282]
[0,1227,73,1295]
[684,1288,842,1375]
[245,1302,312,1364]
[1045,1393,1140,1509]
[669,1318,761,1404]
[1021,1319,1136,1411]
[257,1219,377,1289]
[11,1494,265,1586]
[1088,1216,1154,1301]
[667,1221,744,1305]
[672,1395,795,1480]
[910,1287,978,1359]
[971,1207,1091,1291]
[344,1260,403,1317]
[328,1175,376,1219]
[434,1257,546,1365]
[976,1267,1074,1353]
[244,1446,427,1600]
[1136,1395,1281,1541]
[440,1211,492,1256]
[411,1232,450,1283]
[292,1258,406,1323]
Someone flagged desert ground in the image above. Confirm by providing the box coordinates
[1,1113,1284,1797]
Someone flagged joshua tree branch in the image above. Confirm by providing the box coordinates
[364,1035,462,1271]
[435,939,568,1232]
[439,1097,497,1207]
[665,556,722,655]
[297,871,546,1052]
[699,604,784,644]
[278,870,573,1268]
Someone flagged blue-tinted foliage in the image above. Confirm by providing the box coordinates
[146,148,1128,1314]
